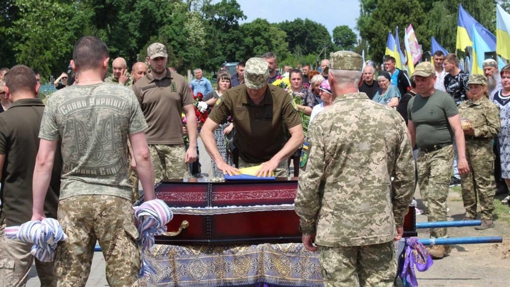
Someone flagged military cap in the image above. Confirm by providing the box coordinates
[147,43,168,60]
[329,51,363,71]
[244,57,269,89]
[468,74,487,85]
[412,62,434,77]
[483,58,497,68]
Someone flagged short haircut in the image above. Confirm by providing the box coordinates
[33,69,40,76]
[384,56,396,63]
[363,65,375,73]
[445,54,459,66]
[238,61,246,68]
[4,65,37,95]
[0,67,9,74]
[330,69,362,86]
[501,64,510,77]
[73,36,109,71]
[262,52,277,61]
[303,64,311,69]
[289,69,302,78]
[433,51,445,57]
[410,76,416,89]
[310,74,325,86]
[194,68,202,73]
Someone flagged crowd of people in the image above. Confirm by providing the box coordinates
[0,33,509,287]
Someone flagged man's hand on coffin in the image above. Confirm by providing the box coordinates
[256,159,279,177]
[394,226,403,241]
[185,146,197,163]
[218,160,240,176]
[302,234,317,252]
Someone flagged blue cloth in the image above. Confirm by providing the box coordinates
[134,199,173,277]
[190,78,213,96]
[372,85,401,105]
[4,218,67,262]
[225,174,276,181]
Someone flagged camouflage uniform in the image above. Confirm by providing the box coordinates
[458,74,501,221]
[105,74,132,86]
[294,51,415,287]
[149,144,190,183]
[39,82,148,287]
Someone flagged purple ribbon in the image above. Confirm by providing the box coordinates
[400,238,434,287]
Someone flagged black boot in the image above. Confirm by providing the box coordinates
[496,181,509,196]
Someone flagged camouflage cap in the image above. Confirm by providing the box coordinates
[483,58,497,68]
[147,43,168,60]
[468,74,487,85]
[412,62,434,77]
[329,51,363,71]
[244,57,269,89]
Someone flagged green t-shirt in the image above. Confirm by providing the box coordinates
[407,90,458,147]
[39,83,148,200]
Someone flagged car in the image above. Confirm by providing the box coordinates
[221,61,238,77]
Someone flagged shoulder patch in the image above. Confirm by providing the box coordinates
[299,141,310,169]
[171,82,177,92]
[215,97,222,107]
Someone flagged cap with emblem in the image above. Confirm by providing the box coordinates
[147,43,168,60]
[483,59,497,68]
[329,51,363,71]
[244,57,269,89]
[412,62,434,77]
[468,74,487,86]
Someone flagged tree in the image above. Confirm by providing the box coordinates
[238,19,288,62]
[277,18,333,56]
[332,25,357,50]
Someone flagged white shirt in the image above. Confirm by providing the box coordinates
[309,103,326,129]
[434,69,447,92]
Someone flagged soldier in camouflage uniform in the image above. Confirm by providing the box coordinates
[458,74,501,229]
[294,51,415,287]
[31,36,156,287]
[408,62,470,259]
[105,57,132,86]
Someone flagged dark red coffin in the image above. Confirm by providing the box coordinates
[153,178,417,246]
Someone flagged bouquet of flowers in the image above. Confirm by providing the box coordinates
[272,75,290,89]
[272,77,310,135]
[181,92,209,146]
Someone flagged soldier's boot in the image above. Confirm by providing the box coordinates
[428,245,449,259]
[475,219,495,230]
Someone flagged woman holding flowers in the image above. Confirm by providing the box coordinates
[203,70,234,177]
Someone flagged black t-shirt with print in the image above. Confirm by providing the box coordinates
[444,71,469,105]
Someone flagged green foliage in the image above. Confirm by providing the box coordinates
[277,18,333,56]
[238,19,289,61]
[332,25,357,50]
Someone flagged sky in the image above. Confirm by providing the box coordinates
[230,0,360,35]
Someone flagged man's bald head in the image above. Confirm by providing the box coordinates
[112,57,127,80]
[131,62,148,83]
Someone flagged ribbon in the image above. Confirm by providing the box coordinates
[400,238,434,287]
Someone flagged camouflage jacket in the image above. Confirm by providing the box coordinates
[294,92,415,247]
[458,96,500,139]
[105,75,132,86]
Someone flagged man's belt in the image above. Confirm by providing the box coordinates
[465,135,491,141]
[419,143,450,153]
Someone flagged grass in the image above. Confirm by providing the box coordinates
[450,185,510,224]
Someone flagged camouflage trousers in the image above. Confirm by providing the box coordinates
[149,144,190,184]
[0,219,56,287]
[318,241,396,287]
[55,195,140,287]
[417,144,454,238]
[238,157,288,177]
[461,140,495,220]
[128,165,140,203]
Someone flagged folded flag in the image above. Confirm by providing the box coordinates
[225,165,276,181]
[134,198,173,277]
[4,218,67,262]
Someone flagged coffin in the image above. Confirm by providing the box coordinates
[154,178,417,245]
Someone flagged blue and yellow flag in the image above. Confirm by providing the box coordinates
[497,4,510,61]
[394,27,404,70]
[385,32,396,59]
[456,4,476,51]
[431,36,449,55]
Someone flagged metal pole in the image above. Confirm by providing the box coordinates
[416,220,481,229]
[419,236,502,246]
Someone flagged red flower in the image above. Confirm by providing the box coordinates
[197,92,203,100]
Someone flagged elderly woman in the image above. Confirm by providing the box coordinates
[372,71,400,107]
[309,73,325,104]
[494,65,510,199]
[309,80,333,125]
[203,70,234,177]
[458,74,500,229]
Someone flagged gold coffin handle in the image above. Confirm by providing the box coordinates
[161,220,189,237]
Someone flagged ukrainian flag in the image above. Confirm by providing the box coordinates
[497,4,510,61]
[431,36,449,55]
[456,4,476,51]
[394,27,404,70]
[385,32,397,59]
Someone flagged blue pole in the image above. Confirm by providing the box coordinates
[419,236,502,246]
[416,220,481,229]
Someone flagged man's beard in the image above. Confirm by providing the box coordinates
[487,74,497,91]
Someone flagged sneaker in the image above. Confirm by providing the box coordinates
[449,177,461,187]
[428,245,449,259]
[475,219,495,230]
[501,196,510,204]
